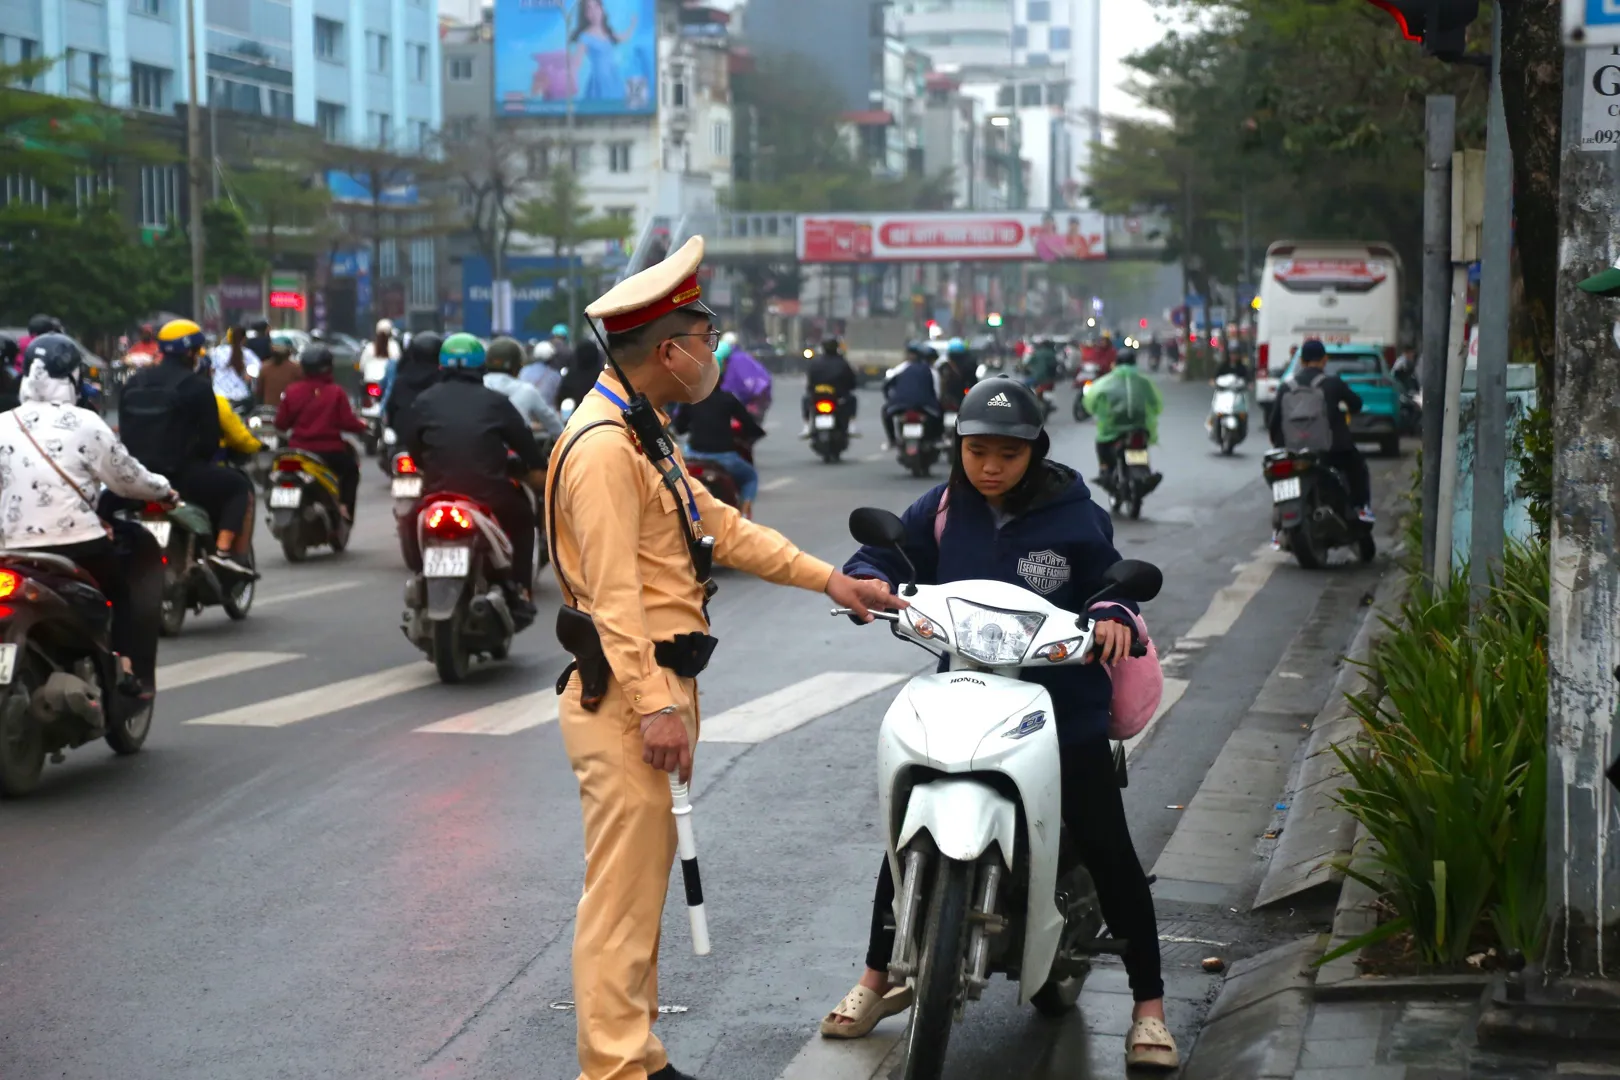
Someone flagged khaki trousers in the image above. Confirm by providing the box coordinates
[559,674,697,1080]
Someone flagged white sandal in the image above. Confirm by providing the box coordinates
[819,984,914,1039]
[1125,1016,1180,1070]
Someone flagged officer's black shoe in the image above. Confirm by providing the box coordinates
[648,1066,701,1080]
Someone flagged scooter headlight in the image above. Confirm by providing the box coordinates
[947,599,1045,666]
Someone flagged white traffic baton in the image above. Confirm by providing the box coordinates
[669,777,711,956]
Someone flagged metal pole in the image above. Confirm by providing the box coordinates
[563,0,578,342]
[184,0,206,322]
[1470,6,1510,603]
[1421,95,1456,588]
[1546,40,1620,981]
[1434,265,1468,591]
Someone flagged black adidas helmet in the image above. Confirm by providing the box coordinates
[957,377,1044,441]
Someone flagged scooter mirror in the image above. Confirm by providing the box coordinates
[849,507,907,549]
[1094,559,1163,605]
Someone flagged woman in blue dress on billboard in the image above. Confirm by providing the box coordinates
[572,0,637,104]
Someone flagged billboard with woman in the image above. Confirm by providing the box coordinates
[494,0,656,117]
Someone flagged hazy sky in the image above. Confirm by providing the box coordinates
[1100,0,1175,123]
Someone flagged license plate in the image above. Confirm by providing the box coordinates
[1124,449,1151,466]
[1214,392,1238,412]
[1272,478,1302,502]
[142,519,171,547]
[424,546,471,578]
[902,423,925,438]
[269,485,303,509]
[814,414,837,430]
[392,477,422,499]
[0,644,16,685]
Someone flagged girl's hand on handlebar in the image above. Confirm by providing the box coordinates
[1088,619,1133,665]
[827,571,909,623]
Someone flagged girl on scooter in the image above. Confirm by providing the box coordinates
[820,377,1178,1071]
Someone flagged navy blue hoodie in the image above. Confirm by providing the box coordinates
[844,461,1136,745]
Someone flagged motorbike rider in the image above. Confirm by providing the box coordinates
[1024,335,1061,389]
[381,330,443,431]
[520,338,563,405]
[1213,352,1253,384]
[124,323,161,368]
[823,377,1178,1070]
[485,336,564,438]
[210,325,257,409]
[119,319,258,580]
[397,333,547,621]
[275,344,368,522]
[1,334,175,700]
[242,318,274,365]
[1084,347,1164,494]
[556,337,604,412]
[717,331,774,419]
[936,337,978,411]
[800,335,860,437]
[258,334,303,406]
[18,314,63,357]
[1269,338,1373,524]
[880,340,943,449]
[672,382,767,519]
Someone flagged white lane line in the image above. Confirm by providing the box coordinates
[1178,544,1286,642]
[700,671,909,744]
[759,476,797,493]
[863,451,888,462]
[254,581,364,607]
[184,662,440,728]
[157,652,302,692]
[415,690,560,735]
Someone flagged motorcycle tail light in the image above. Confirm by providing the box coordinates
[365,382,383,399]
[815,399,835,414]
[275,458,303,473]
[0,570,20,600]
[1257,343,1270,375]
[1265,457,1305,481]
[143,502,167,515]
[426,505,475,535]
[394,453,418,476]
[1126,430,1149,450]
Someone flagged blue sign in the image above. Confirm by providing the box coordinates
[461,255,582,338]
[326,171,419,206]
[330,249,371,279]
[1587,0,1620,27]
[494,0,657,118]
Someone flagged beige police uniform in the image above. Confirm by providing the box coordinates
[547,239,835,1080]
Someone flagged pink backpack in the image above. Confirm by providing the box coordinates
[932,489,1163,739]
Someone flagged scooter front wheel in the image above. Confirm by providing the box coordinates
[903,856,973,1080]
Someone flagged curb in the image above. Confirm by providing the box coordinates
[1251,566,1408,910]
[1179,934,1325,1080]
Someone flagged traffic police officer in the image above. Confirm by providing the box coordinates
[546,237,897,1080]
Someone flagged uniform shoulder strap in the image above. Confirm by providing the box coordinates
[545,419,618,606]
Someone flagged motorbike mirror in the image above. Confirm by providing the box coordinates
[1086,559,1163,608]
[849,507,906,548]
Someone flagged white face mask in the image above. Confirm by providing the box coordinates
[669,342,720,402]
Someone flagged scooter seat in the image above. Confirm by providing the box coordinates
[0,550,103,589]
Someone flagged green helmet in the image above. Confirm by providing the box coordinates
[440,332,486,370]
[486,335,525,374]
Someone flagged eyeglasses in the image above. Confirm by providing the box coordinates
[668,329,722,351]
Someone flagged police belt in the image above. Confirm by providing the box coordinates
[553,621,719,709]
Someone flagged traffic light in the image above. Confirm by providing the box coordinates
[987,312,1003,327]
[1366,0,1480,59]
[1139,318,1149,329]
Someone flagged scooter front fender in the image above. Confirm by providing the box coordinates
[896,778,1018,866]
[425,577,467,621]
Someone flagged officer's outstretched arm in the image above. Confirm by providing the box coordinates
[560,430,679,714]
[693,478,834,592]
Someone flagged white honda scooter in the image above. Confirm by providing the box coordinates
[835,508,1162,1080]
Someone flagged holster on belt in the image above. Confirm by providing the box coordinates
[556,605,610,711]
[654,631,719,679]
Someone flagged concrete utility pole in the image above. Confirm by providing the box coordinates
[1546,42,1620,983]
[1470,7,1511,602]
[185,0,206,322]
[1420,95,1456,587]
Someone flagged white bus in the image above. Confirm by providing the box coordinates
[1254,240,1403,410]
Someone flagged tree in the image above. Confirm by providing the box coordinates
[224,156,333,293]
[434,119,542,280]
[1090,0,1491,329]
[0,59,187,344]
[200,200,265,282]
[513,166,633,325]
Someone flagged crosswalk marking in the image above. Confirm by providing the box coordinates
[759,476,797,493]
[700,671,908,744]
[184,662,440,728]
[254,581,363,608]
[156,651,302,692]
[415,690,560,735]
